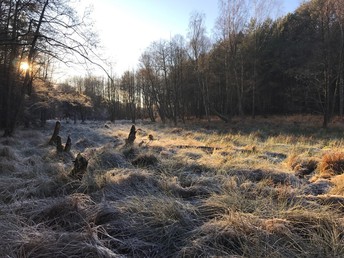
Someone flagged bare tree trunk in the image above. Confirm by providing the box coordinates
[4,0,49,136]
[49,121,61,145]
[125,125,136,145]
[70,154,88,180]
[56,135,64,152]
[339,24,344,116]
[211,106,230,123]
[64,135,71,152]
[321,8,332,128]
[3,0,20,137]
[252,50,257,119]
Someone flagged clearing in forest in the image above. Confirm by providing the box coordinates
[1,115,344,257]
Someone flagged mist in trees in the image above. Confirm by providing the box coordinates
[2,0,344,133]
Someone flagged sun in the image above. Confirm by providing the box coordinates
[20,62,30,72]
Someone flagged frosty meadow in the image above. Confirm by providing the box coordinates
[2,116,344,256]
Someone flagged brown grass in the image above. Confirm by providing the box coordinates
[2,116,344,257]
[319,151,344,178]
[329,174,344,195]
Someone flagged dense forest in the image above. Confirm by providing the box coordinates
[1,0,344,135]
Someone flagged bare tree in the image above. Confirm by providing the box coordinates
[120,70,137,123]
[2,0,50,136]
[187,12,211,122]
[0,0,107,135]
[168,34,188,124]
[317,0,337,127]
[331,0,344,116]
[214,0,250,118]
[139,41,170,123]
[249,0,281,118]
[138,51,161,122]
[136,67,156,122]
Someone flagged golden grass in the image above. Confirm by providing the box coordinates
[329,174,344,195]
[319,151,344,178]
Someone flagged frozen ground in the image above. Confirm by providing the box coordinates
[1,118,344,257]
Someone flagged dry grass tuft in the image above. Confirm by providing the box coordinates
[262,218,291,234]
[6,227,121,257]
[0,146,18,160]
[287,154,317,170]
[330,174,344,195]
[98,169,162,198]
[319,151,344,178]
[287,154,319,178]
[179,212,300,257]
[132,154,158,167]
[97,196,199,257]
[88,147,129,172]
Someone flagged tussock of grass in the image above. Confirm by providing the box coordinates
[100,195,199,257]
[5,226,121,257]
[282,209,344,256]
[303,179,333,195]
[88,147,129,172]
[224,168,301,188]
[3,117,344,256]
[179,212,299,257]
[0,160,17,174]
[122,146,139,159]
[167,174,224,199]
[319,151,344,178]
[74,137,97,150]
[0,137,20,146]
[330,174,344,195]
[183,206,344,257]
[0,146,17,160]
[132,154,158,167]
[287,154,318,171]
[33,194,94,231]
[98,169,162,198]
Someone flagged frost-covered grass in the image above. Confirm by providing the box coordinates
[2,116,344,257]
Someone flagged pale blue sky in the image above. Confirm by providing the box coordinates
[67,0,302,78]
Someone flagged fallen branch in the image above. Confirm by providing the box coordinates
[210,108,231,123]
[174,145,221,153]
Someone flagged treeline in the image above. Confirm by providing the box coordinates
[69,0,344,127]
[1,0,344,135]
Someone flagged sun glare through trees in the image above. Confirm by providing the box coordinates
[19,62,30,72]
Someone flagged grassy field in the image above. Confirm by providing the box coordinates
[2,115,344,257]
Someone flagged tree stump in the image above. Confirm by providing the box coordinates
[56,135,64,152]
[125,125,136,145]
[49,121,61,145]
[70,153,88,180]
[64,135,71,152]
